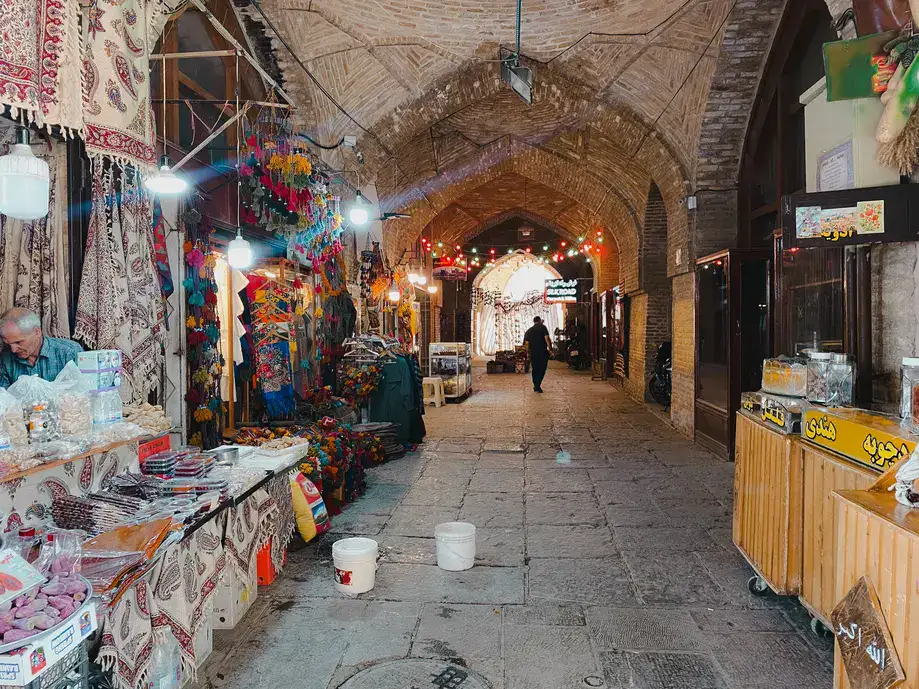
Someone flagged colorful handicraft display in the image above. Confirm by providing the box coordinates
[183,208,222,449]
[237,130,344,268]
[246,275,295,419]
[316,255,357,368]
[340,363,383,407]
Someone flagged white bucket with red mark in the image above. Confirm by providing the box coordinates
[332,537,378,596]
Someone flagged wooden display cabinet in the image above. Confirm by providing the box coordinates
[733,412,803,594]
[800,444,878,626]
[833,490,919,689]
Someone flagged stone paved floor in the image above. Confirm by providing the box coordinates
[199,363,834,689]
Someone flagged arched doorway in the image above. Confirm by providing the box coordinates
[471,252,564,356]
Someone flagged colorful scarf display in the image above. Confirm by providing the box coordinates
[0,140,70,338]
[0,0,83,133]
[74,164,166,401]
[246,275,295,418]
[82,0,158,170]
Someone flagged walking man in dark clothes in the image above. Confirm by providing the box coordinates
[523,316,553,393]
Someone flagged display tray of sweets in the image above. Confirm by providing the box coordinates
[761,357,807,398]
[0,575,93,653]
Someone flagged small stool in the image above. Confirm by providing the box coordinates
[423,377,445,407]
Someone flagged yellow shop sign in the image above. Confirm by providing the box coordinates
[802,408,916,471]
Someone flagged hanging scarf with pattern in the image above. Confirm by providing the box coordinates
[246,275,295,418]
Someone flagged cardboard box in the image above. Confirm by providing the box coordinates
[211,556,257,630]
[0,603,97,686]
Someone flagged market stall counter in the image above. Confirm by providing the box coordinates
[733,410,804,596]
[832,489,919,689]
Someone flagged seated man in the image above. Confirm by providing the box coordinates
[0,308,82,387]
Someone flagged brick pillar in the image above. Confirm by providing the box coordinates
[671,272,695,437]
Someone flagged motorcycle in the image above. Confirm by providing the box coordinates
[566,340,588,370]
[648,341,672,407]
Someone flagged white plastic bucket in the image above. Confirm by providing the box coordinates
[434,522,476,571]
[332,537,378,595]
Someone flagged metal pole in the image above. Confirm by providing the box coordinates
[151,50,237,59]
[187,0,296,106]
[172,106,248,171]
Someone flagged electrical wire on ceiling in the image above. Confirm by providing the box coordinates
[245,0,389,153]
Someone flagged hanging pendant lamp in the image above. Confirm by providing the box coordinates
[227,229,253,269]
[0,128,50,220]
[144,155,188,195]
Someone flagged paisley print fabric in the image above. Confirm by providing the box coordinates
[0,442,137,530]
[74,165,166,401]
[0,0,83,133]
[82,0,158,169]
[99,520,225,689]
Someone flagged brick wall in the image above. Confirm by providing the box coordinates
[640,184,672,387]
[671,272,695,437]
[624,293,647,402]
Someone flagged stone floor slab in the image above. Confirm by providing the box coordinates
[527,557,638,606]
[505,626,601,689]
[526,524,616,559]
[525,491,605,525]
[503,602,585,627]
[469,469,525,492]
[370,563,525,604]
[600,650,728,689]
[413,603,503,660]
[586,607,709,651]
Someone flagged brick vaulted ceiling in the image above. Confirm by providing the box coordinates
[249,0,733,281]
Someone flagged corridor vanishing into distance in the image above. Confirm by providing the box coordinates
[199,364,834,689]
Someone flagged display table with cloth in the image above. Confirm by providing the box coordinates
[0,439,139,530]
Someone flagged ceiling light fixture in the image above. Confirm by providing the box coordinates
[144,154,188,195]
[416,275,427,285]
[427,284,438,294]
[349,190,369,225]
[228,230,253,269]
[0,127,50,220]
[388,286,401,302]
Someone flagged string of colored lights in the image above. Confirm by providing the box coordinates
[419,229,606,272]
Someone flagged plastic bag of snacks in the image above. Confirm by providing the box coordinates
[891,445,919,507]
[52,362,93,438]
[0,388,26,447]
[8,375,61,444]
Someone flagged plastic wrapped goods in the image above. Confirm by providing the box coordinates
[8,376,61,444]
[0,389,26,447]
[52,363,93,438]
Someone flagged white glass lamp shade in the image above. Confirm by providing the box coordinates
[387,288,400,302]
[349,205,369,225]
[0,143,49,220]
[144,157,188,195]
[407,273,419,284]
[227,234,253,269]
[416,275,427,285]
[426,284,438,294]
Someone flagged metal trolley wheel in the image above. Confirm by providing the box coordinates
[747,575,772,596]
[810,617,832,638]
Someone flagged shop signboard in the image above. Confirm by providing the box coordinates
[545,279,579,304]
[801,408,915,471]
[433,257,467,281]
[782,184,919,249]
[831,577,905,689]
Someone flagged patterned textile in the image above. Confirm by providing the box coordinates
[224,487,277,580]
[0,0,83,132]
[267,471,295,573]
[246,276,295,418]
[151,200,173,298]
[0,141,71,338]
[82,0,159,170]
[74,165,166,401]
[0,442,138,531]
[98,519,225,689]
